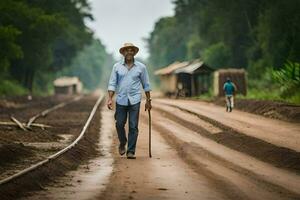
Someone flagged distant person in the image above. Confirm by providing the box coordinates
[223,77,236,112]
[107,43,152,159]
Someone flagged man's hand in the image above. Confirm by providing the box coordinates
[107,98,113,110]
[145,99,152,111]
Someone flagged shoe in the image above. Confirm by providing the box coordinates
[229,107,232,112]
[119,145,126,156]
[126,152,136,159]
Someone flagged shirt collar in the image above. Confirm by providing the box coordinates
[122,58,137,66]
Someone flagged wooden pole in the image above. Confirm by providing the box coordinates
[148,110,152,158]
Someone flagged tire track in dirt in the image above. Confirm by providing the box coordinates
[153,102,300,175]
[156,99,300,152]
[145,106,300,200]
[97,110,227,200]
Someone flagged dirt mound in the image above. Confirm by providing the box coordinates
[0,140,35,167]
[0,97,102,200]
[214,98,300,123]
[0,126,62,143]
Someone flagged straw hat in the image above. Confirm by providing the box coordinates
[119,43,139,56]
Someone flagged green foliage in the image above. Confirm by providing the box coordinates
[59,39,115,91]
[0,0,94,94]
[202,42,231,69]
[255,0,300,69]
[186,34,205,60]
[248,67,276,89]
[0,26,23,74]
[272,61,300,98]
[147,17,186,70]
[238,62,300,104]
[148,0,300,71]
[0,80,28,96]
[147,0,300,104]
[287,93,300,104]
[194,88,214,101]
[238,88,282,101]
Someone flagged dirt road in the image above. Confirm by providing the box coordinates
[18,98,300,200]
[98,117,225,200]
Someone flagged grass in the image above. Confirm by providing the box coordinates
[193,87,299,105]
[193,88,214,101]
[237,88,300,105]
[0,79,28,97]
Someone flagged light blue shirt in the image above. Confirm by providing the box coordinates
[108,59,151,106]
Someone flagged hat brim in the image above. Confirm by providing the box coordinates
[119,46,139,56]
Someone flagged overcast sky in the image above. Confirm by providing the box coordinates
[86,0,174,60]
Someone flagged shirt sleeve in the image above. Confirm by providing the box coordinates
[232,83,237,92]
[140,65,151,92]
[107,65,117,91]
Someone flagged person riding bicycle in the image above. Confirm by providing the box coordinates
[223,77,236,112]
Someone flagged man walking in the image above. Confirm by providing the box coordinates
[107,43,152,159]
[223,77,236,112]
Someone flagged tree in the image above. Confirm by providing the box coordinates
[0,26,23,77]
[202,42,231,68]
[0,0,94,93]
[148,0,300,75]
[59,39,114,90]
[147,17,186,70]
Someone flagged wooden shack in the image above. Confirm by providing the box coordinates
[213,68,247,97]
[154,61,189,96]
[175,60,214,96]
[155,60,213,97]
[53,76,82,95]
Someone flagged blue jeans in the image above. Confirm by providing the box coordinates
[115,102,140,154]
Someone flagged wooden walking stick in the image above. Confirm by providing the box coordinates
[148,109,152,158]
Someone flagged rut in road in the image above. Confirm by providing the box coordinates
[155,99,300,152]
[98,107,299,200]
[152,102,300,175]
[7,98,300,200]
[97,115,229,200]
[144,104,300,200]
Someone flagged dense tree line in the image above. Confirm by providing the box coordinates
[0,0,111,95]
[59,39,114,91]
[147,0,300,78]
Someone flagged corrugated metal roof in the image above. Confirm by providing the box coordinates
[54,76,80,87]
[175,59,213,74]
[174,60,203,74]
[154,61,189,75]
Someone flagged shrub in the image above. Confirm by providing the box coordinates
[272,61,300,98]
[0,79,28,96]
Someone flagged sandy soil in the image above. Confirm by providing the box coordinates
[213,98,300,123]
[24,107,227,200]
[97,116,225,200]
[153,102,300,174]
[3,97,300,200]
[97,99,300,200]
[155,99,300,152]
